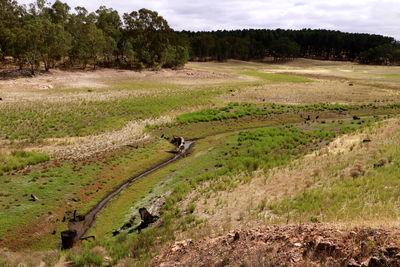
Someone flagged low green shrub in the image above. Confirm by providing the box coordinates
[0,150,50,175]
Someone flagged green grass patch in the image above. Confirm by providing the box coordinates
[0,140,172,249]
[0,88,221,140]
[67,248,104,267]
[177,102,350,124]
[384,73,400,78]
[241,71,312,82]
[0,151,49,175]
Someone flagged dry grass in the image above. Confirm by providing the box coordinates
[184,118,400,238]
[0,248,60,267]
[221,79,400,105]
[37,115,174,160]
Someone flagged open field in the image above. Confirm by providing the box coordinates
[1,59,400,266]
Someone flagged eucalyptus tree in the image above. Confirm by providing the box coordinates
[123,8,171,68]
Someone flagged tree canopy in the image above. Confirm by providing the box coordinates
[0,0,398,74]
[0,0,189,72]
[182,29,399,64]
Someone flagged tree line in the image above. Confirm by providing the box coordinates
[0,0,189,73]
[182,29,400,64]
[1,0,399,74]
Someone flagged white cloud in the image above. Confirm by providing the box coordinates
[18,0,400,39]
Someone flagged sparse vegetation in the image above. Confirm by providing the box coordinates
[0,84,223,140]
[177,102,350,123]
[0,151,49,175]
[1,59,400,266]
[269,141,400,222]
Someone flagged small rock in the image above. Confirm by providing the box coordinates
[171,239,193,252]
[293,242,302,247]
[347,258,361,267]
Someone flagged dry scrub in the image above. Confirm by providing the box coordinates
[184,119,400,237]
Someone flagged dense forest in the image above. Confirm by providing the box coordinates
[183,29,400,64]
[1,0,399,74]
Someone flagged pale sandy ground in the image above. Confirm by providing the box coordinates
[0,68,239,103]
[222,79,400,105]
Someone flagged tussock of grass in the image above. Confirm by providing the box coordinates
[241,71,312,83]
[67,249,104,267]
[0,151,49,175]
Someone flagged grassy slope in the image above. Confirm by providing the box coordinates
[269,129,400,223]
[2,60,400,265]
[71,117,374,265]
[0,86,222,140]
[1,65,321,250]
[0,140,174,249]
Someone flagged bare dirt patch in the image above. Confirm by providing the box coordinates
[0,67,234,103]
[154,224,400,267]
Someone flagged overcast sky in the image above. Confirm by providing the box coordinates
[18,0,400,40]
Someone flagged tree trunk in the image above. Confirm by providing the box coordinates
[93,56,97,70]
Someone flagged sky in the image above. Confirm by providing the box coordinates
[18,0,400,40]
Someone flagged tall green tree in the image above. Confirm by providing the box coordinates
[83,23,106,69]
[95,6,121,65]
[39,19,71,71]
[48,0,70,25]
[17,18,42,74]
[123,8,171,68]
[0,0,25,59]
